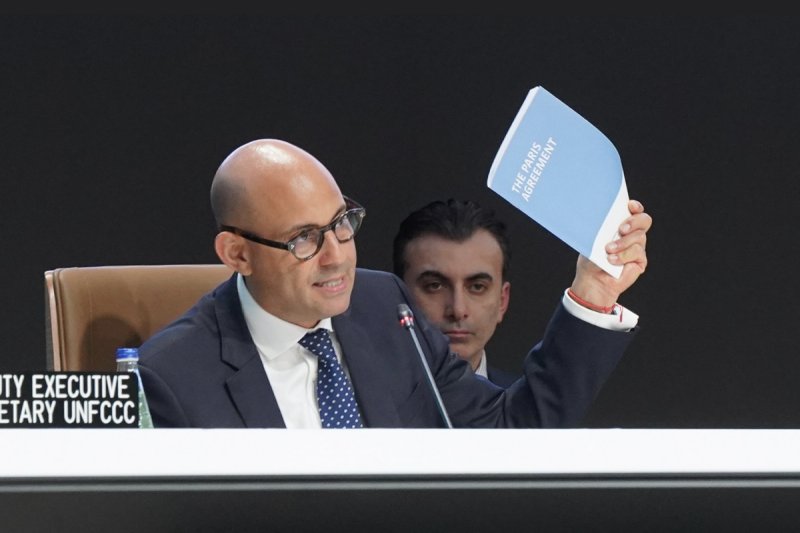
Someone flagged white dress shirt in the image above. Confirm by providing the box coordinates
[237,274,350,429]
[475,350,490,379]
[561,288,639,331]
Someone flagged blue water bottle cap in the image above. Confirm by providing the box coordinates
[115,347,140,361]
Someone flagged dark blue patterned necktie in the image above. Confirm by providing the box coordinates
[298,328,364,429]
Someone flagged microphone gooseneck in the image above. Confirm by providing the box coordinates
[396,304,453,429]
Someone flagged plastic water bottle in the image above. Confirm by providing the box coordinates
[115,347,154,429]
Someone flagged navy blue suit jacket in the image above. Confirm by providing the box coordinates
[138,268,636,428]
[487,365,520,388]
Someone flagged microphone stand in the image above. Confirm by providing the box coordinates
[397,304,453,429]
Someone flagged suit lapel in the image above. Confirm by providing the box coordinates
[333,313,401,427]
[214,276,285,428]
[226,355,285,428]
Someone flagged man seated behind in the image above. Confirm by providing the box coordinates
[392,199,518,386]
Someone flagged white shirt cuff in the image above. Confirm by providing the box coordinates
[561,288,639,331]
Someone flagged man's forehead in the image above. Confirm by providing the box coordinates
[417,269,495,282]
[405,231,503,277]
[262,193,346,235]
[408,230,503,255]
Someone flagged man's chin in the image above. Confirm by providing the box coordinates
[445,333,470,346]
[447,341,472,355]
[324,295,352,318]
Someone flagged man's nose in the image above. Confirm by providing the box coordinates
[317,230,346,265]
[446,289,469,320]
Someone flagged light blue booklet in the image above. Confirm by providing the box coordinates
[487,86,629,278]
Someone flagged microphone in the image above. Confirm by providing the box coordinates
[397,303,453,429]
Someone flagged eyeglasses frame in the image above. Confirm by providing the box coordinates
[219,196,366,261]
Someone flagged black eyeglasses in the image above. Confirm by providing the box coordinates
[220,197,366,261]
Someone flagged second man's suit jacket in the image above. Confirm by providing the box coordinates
[487,365,519,388]
[138,268,636,428]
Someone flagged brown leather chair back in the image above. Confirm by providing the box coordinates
[45,264,233,371]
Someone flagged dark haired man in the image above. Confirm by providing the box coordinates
[393,198,646,388]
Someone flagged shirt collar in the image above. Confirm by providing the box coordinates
[236,273,333,360]
[475,349,488,378]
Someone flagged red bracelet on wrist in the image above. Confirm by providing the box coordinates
[567,288,616,314]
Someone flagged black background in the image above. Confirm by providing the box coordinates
[3,16,799,428]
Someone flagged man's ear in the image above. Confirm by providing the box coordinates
[214,232,252,276]
[497,281,511,323]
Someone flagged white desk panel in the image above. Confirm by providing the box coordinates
[2,428,800,478]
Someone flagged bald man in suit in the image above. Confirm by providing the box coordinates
[138,139,651,428]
